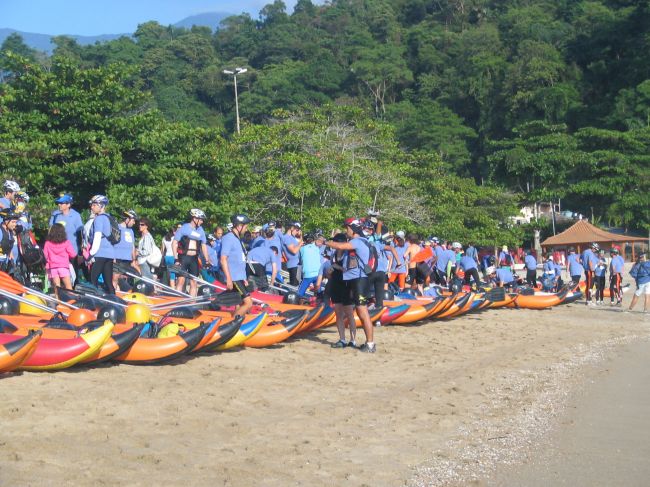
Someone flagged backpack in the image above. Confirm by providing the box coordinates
[94,213,121,245]
[17,230,46,270]
[359,239,379,274]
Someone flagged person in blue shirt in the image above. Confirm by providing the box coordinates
[298,233,324,296]
[542,254,559,291]
[247,243,278,291]
[282,221,303,286]
[458,247,481,289]
[609,247,625,306]
[364,221,398,308]
[87,195,116,294]
[581,243,600,304]
[173,209,210,296]
[200,234,221,283]
[112,209,138,291]
[488,266,515,289]
[0,210,19,271]
[325,219,376,353]
[567,247,584,284]
[0,180,20,210]
[250,226,265,249]
[49,193,85,281]
[524,250,538,286]
[389,232,408,290]
[628,253,650,312]
[594,249,608,305]
[430,237,444,284]
[220,214,253,317]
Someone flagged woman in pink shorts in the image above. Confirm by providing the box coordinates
[43,223,76,297]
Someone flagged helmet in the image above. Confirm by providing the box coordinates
[123,209,138,220]
[226,223,233,231]
[367,209,380,217]
[89,194,109,206]
[610,247,619,254]
[362,219,375,229]
[396,230,405,239]
[15,191,29,202]
[189,208,206,220]
[0,209,20,221]
[3,180,20,193]
[431,237,439,244]
[290,221,301,229]
[207,234,216,242]
[230,214,251,225]
[451,242,462,250]
[303,233,314,243]
[591,242,599,250]
[332,232,348,243]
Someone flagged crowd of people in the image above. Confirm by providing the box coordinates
[1,179,648,352]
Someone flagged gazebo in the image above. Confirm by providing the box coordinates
[541,219,648,261]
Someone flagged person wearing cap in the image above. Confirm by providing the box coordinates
[581,243,600,304]
[0,180,20,210]
[174,209,210,296]
[282,221,303,286]
[628,253,650,312]
[250,226,265,249]
[388,231,408,290]
[111,209,139,291]
[49,193,84,273]
[221,214,254,317]
[87,195,116,294]
[262,222,284,284]
[325,219,376,353]
[298,233,324,297]
[457,243,481,290]
[524,249,538,286]
[609,247,624,306]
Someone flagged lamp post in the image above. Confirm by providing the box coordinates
[223,67,247,134]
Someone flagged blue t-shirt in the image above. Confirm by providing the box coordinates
[221,232,247,281]
[0,197,13,209]
[282,233,300,268]
[392,243,407,274]
[630,261,650,286]
[465,246,478,261]
[49,209,84,254]
[91,214,115,259]
[207,244,220,267]
[581,249,599,272]
[594,257,607,277]
[609,255,624,274]
[113,224,135,261]
[496,268,515,285]
[174,223,207,249]
[248,245,275,269]
[300,243,322,278]
[251,236,265,249]
[567,253,584,276]
[318,259,332,278]
[524,254,537,271]
[438,249,455,272]
[342,237,370,281]
[543,260,556,275]
[375,241,389,273]
[459,255,477,271]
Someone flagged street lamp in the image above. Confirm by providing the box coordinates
[223,67,247,134]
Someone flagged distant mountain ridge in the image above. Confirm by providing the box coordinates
[0,11,233,54]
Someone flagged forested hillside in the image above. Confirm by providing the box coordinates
[1,0,648,242]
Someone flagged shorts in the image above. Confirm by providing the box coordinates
[47,267,71,279]
[179,254,200,277]
[330,272,350,305]
[635,282,650,297]
[345,278,369,307]
[232,280,251,299]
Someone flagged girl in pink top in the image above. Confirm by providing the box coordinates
[43,223,76,296]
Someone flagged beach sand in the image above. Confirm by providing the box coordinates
[1,294,648,486]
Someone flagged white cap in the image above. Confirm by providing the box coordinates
[451,242,462,249]
[396,230,405,239]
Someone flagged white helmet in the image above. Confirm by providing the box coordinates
[3,180,20,193]
[189,208,206,220]
[451,242,462,249]
[89,194,109,206]
[396,230,405,239]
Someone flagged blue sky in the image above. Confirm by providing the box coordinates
[1,0,301,35]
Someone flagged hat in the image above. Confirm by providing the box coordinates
[396,230,405,239]
[431,237,439,243]
[253,226,263,233]
[451,242,462,250]
[267,221,276,228]
[55,193,73,204]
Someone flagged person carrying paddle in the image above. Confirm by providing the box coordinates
[173,209,210,297]
[609,247,624,306]
[221,214,254,318]
[87,195,116,294]
[325,219,376,353]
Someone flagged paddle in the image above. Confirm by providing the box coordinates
[0,271,80,310]
[113,261,189,297]
[0,286,64,315]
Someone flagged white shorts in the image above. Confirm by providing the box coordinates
[635,282,650,297]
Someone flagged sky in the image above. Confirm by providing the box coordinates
[0,0,301,36]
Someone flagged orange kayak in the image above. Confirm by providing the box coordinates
[244,309,308,348]
[0,330,42,373]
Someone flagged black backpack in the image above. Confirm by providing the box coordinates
[359,239,379,274]
[94,214,121,245]
[17,230,46,270]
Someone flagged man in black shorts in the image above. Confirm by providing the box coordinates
[172,209,210,296]
[220,214,253,317]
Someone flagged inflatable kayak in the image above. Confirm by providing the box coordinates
[0,330,42,373]
[244,309,308,348]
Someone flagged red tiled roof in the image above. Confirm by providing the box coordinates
[541,219,647,246]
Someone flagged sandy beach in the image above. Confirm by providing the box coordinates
[1,293,648,487]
